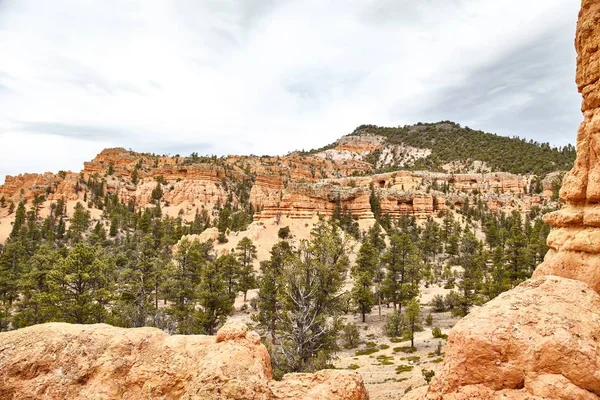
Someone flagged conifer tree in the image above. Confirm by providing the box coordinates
[404,298,422,348]
[236,237,257,302]
[382,233,421,312]
[351,239,377,322]
[197,260,233,335]
[48,243,112,324]
[257,241,292,340]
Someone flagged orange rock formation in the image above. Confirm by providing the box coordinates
[0,321,368,400]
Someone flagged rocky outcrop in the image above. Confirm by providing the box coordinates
[405,1,600,399]
[251,170,548,221]
[533,0,600,291]
[0,321,368,400]
[405,276,600,400]
[0,141,557,221]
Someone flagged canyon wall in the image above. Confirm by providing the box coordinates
[1,143,558,222]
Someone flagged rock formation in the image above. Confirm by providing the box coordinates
[1,139,559,224]
[404,1,600,399]
[0,321,368,400]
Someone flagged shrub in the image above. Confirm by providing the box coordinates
[355,347,379,356]
[444,291,460,310]
[383,311,405,338]
[278,226,290,239]
[422,369,435,384]
[425,312,433,326]
[430,294,446,312]
[341,323,360,349]
[432,327,448,339]
[347,364,360,370]
[396,365,414,374]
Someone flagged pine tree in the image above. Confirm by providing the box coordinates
[216,252,240,298]
[12,245,60,328]
[9,201,26,239]
[68,202,90,242]
[274,221,350,373]
[382,233,421,312]
[404,298,422,348]
[198,260,233,335]
[236,237,257,302]
[257,241,292,340]
[453,229,484,316]
[48,243,112,324]
[351,239,377,322]
[163,238,206,333]
[369,183,381,220]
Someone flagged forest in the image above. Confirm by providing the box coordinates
[0,175,552,378]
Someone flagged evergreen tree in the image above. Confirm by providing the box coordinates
[453,229,484,316]
[404,298,422,348]
[9,201,26,239]
[48,243,112,324]
[274,221,350,373]
[236,237,257,302]
[216,252,240,298]
[382,233,421,312]
[12,245,61,328]
[68,202,90,242]
[198,260,233,335]
[163,238,206,333]
[351,239,377,322]
[257,241,292,340]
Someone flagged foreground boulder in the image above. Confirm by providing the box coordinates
[404,276,600,400]
[0,321,368,400]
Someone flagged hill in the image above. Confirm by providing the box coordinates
[301,121,576,176]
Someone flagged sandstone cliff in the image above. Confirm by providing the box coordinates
[1,136,560,225]
[0,321,368,400]
[404,1,600,399]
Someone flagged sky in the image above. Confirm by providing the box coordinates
[0,0,583,182]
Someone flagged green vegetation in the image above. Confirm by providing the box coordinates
[351,121,576,175]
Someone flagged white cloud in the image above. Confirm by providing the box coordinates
[0,0,581,181]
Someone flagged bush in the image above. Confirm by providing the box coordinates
[347,364,360,370]
[383,311,405,338]
[278,226,290,239]
[430,295,446,312]
[395,365,414,374]
[425,313,433,326]
[432,327,448,339]
[444,291,460,310]
[341,323,360,349]
[355,347,379,356]
[422,369,435,384]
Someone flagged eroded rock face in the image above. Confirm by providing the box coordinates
[1,144,555,223]
[405,2,600,399]
[410,276,600,400]
[534,0,600,291]
[0,321,368,400]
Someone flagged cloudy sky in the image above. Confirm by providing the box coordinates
[0,0,582,181]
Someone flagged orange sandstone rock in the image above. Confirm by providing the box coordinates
[0,321,368,400]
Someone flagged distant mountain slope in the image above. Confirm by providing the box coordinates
[349,121,576,176]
